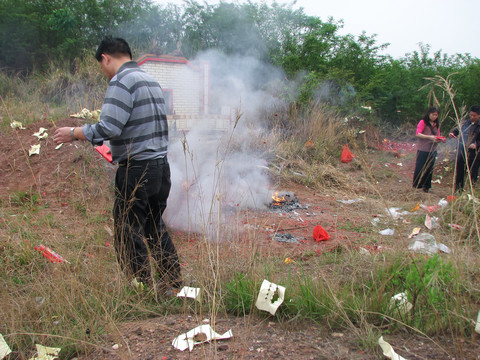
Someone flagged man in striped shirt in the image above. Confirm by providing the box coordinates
[54,36,182,295]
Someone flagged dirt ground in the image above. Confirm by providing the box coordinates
[1,118,477,359]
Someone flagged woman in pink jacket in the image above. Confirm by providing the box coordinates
[412,107,444,193]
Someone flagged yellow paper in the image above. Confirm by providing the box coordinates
[29,344,61,360]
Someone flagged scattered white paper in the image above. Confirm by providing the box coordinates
[389,292,413,314]
[70,108,101,121]
[424,214,439,230]
[436,243,451,254]
[177,286,201,300]
[29,344,61,360]
[379,229,395,236]
[255,279,286,315]
[10,121,25,129]
[172,325,232,352]
[337,198,364,204]
[0,334,12,359]
[386,207,410,219]
[378,336,408,360]
[33,128,48,139]
[408,227,421,239]
[475,310,480,334]
[438,198,448,207]
[408,233,450,255]
[54,143,63,150]
[29,144,41,156]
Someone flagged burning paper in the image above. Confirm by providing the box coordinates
[0,334,12,360]
[29,344,61,360]
[33,127,48,139]
[176,286,201,300]
[172,325,232,351]
[10,121,26,129]
[29,144,41,156]
[378,336,408,360]
[255,279,285,315]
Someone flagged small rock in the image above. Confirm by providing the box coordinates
[217,344,229,351]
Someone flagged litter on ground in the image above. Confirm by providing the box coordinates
[408,233,451,255]
[29,344,61,360]
[255,279,286,315]
[176,286,201,300]
[0,334,12,360]
[378,336,408,360]
[172,325,232,351]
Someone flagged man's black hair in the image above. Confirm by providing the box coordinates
[95,36,132,62]
[470,105,480,114]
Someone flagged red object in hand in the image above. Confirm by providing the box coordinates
[34,245,69,263]
[95,144,113,163]
[313,225,330,242]
[436,136,446,142]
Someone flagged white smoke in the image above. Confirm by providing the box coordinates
[164,50,284,237]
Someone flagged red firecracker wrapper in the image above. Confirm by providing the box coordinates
[34,245,69,263]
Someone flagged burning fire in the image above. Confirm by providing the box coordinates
[271,191,286,205]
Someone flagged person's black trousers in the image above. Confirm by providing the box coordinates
[113,158,182,287]
[413,150,437,191]
[455,149,480,191]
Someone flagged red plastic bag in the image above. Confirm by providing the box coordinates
[341,144,355,163]
[313,225,330,242]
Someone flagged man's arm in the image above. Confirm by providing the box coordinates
[53,126,87,144]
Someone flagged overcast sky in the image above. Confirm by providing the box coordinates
[164,0,479,59]
[293,0,479,58]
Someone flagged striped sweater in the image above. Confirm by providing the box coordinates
[82,61,168,163]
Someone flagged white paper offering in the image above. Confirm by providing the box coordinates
[29,344,61,360]
[378,336,408,360]
[0,334,12,359]
[255,279,286,315]
[29,144,41,156]
[176,286,201,300]
[172,325,232,351]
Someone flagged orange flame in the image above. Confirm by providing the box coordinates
[272,191,286,203]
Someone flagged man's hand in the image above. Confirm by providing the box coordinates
[53,127,73,144]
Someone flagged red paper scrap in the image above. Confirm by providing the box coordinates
[34,245,69,263]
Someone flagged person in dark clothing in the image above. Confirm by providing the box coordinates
[413,106,443,193]
[449,105,480,191]
[53,36,182,293]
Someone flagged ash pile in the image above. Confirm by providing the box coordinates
[268,191,308,212]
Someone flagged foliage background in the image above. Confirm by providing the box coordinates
[1,0,479,127]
